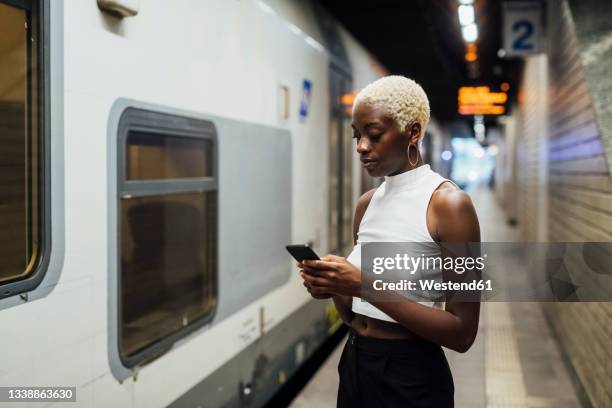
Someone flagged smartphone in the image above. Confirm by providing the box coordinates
[286,244,320,263]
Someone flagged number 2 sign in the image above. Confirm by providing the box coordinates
[503,2,542,56]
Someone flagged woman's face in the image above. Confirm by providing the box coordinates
[352,103,418,177]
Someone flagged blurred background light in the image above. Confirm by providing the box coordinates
[462,23,478,42]
[464,43,478,62]
[441,150,453,161]
[450,137,495,188]
[458,5,475,26]
[473,147,485,158]
[474,114,486,142]
[465,49,478,62]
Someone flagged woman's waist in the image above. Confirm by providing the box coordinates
[347,323,441,355]
[351,312,418,340]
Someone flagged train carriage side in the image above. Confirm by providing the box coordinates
[0,1,385,407]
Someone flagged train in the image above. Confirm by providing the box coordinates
[0,1,445,406]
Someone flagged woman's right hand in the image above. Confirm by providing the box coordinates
[298,262,333,299]
[302,278,333,299]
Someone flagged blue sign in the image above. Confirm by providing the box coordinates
[502,2,542,56]
[299,79,312,121]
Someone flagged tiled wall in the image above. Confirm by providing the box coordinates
[514,1,612,406]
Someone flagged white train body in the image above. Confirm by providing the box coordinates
[0,1,387,407]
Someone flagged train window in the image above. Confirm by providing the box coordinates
[117,109,218,366]
[126,132,213,180]
[0,0,46,292]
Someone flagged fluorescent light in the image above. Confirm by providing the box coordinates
[459,0,473,4]
[458,5,475,26]
[287,23,303,36]
[462,23,478,42]
[257,0,276,15]
[305,36,325,53]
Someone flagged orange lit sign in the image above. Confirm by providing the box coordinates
[458,86,507,115]
[459,105,505,115]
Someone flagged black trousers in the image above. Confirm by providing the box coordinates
[337,330,454,408]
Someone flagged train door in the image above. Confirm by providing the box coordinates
[329,67,353,255]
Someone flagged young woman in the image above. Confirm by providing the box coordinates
[299,76,481,407]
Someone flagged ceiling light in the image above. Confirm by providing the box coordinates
[458,5,475,26]
[462,23,478,43]
[458,0,474,4]
[465,50,477,62]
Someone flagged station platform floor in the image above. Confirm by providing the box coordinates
[289,186,583,408]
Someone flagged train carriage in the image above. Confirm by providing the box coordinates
[0,1,393,406]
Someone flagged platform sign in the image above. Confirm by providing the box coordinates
[503,2,542,57]
[458,86,507,116]
[299,79,312,121]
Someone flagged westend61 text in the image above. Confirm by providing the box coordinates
[372,279,493,291]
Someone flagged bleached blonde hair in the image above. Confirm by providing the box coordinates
[353,75,430,143]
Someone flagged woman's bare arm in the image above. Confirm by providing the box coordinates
[368,188,481,352]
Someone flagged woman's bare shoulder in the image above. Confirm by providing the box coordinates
[430,182,480,241]
[432,181,473,211]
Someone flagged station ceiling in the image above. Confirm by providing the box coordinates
[318,0,523,124]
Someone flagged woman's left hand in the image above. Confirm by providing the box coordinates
[299,255,361,297]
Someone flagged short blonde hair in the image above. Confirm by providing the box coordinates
[353,75,430,142]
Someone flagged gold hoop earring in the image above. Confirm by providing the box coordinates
[408,143,419,167]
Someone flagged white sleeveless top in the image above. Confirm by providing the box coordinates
[347,164,449,322]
